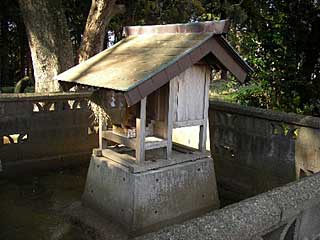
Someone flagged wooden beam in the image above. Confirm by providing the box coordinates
[173,119,206,128]
[145,137,167,150]
[167,80,175,159]
[102,131,167,151]
[99,114,108,150]
[199,68,210,152]
[99,114,103,149]
[136,97,146,163]
[102,130,136,149]
[209,37,248,83]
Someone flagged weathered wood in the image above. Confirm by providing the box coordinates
[136,97,146,162]
[102,130,136,149]
[173,119,206,128]
[145,137,167,150]
[92,148,102,157]
[102,149,136,172]
[209,37,248,83]
[99,114,108,149]
[173,142,206,154]
[167,80,175,159]
[154,121,166,136]
[199,67,211,152]
[199,124,206,152]
[173,65,207,122]
[102,131,167,151]
[148,84,169,139]
[101,148,209,173]
[99,115,103,149]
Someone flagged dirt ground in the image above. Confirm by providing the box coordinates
[0,163,232,240]
[0,165,101,240]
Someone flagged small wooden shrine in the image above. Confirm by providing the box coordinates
[55,20,252,235]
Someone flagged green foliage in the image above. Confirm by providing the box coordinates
[0,87,14,93]
[0,0,29,87]
[229,80,272,108]
[216,0,320,116]
[108,0,206,43]
[63,0,91,53]
[126,0,205,25]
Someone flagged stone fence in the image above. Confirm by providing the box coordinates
[137,171,320,240]
[209,100,320,202]
[1,94,320,239]
[0,92,98,176]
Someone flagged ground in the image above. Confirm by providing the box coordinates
[0,165,98,240]
[0,162,231,240]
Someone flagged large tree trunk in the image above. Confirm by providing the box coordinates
[78,0,117,62]
[18,0,74,92]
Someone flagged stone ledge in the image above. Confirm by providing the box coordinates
[266,172,320,223]
[0,91,93,102]
[135,173,320,240]
[136,195,281,240]
[63,173,320,240]
[210,99,320,129]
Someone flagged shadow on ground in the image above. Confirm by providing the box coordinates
[0,165,107,240]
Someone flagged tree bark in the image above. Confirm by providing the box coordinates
[18,0,74,92]
[78,0,117,62]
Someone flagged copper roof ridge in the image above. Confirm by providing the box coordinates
[123,20,230,37]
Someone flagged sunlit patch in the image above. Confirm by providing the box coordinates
[3,136,12,144]
[33,103,42,112]
[33,102,55,112]
[9,134,19,144]
[21,134,28,142]
[2,133,28,144]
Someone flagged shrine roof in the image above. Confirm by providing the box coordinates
[55,20,253,106]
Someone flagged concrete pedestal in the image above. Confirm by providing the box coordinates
[82,151,220,235]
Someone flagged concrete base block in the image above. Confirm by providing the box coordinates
[82,154,220,235]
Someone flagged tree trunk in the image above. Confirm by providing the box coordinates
[18,0,74,92]
[78,0,117,62]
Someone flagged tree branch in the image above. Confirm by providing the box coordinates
[78,0,125,63]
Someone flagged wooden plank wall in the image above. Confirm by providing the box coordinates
[170,64,211,152]
[172,65,209,122]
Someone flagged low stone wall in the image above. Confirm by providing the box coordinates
[137,172,320,240]
[0,92,98,176]
[209,100,320,201]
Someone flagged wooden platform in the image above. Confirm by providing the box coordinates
[101,148,211,173]
[102,130,167,151]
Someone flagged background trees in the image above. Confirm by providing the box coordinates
[230,0,320,116]
[0,0,319,116]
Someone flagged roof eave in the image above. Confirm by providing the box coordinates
[217,36,254,74]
